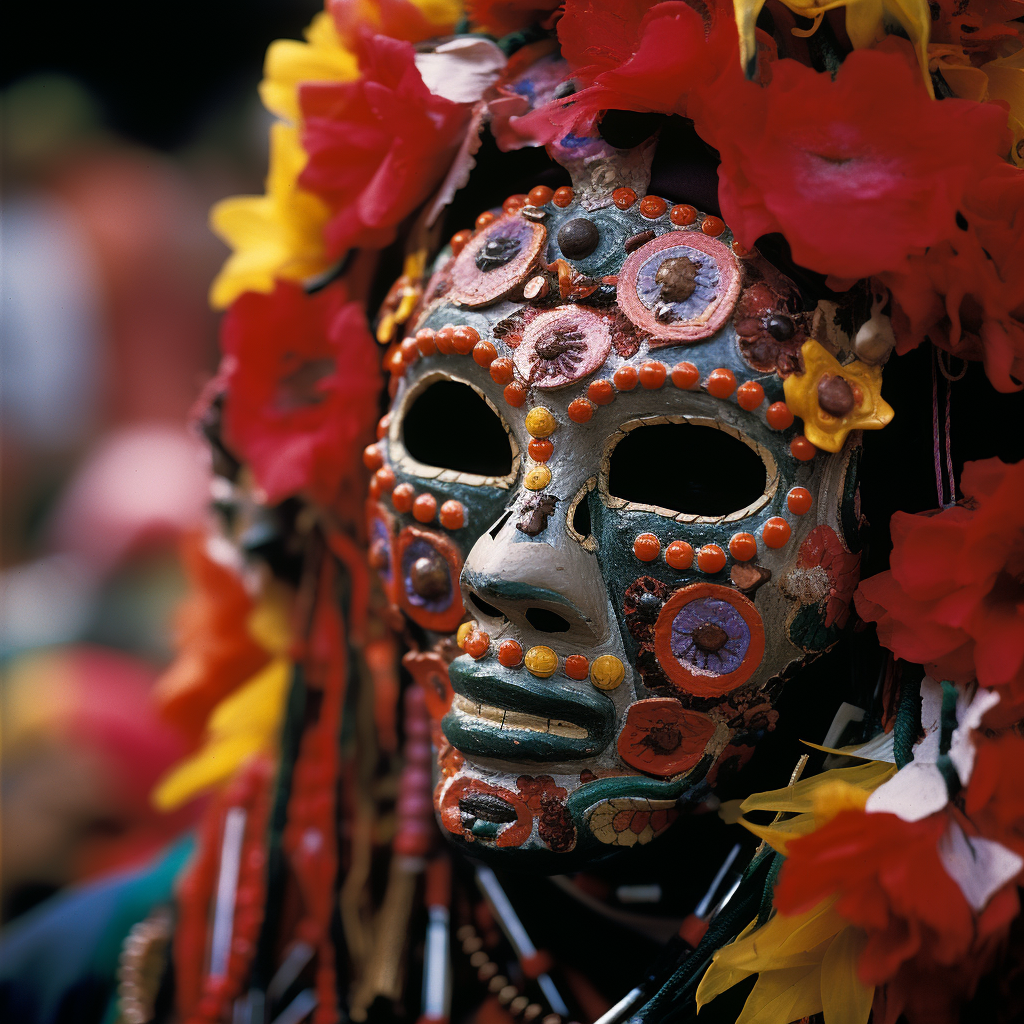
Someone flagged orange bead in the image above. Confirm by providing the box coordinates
[588,379,616,405]
[415,328,437,356]
[706,367,737,399]
[762,517,792,548]
[435,324,456,355]
[473,339,498,366]
[736,381,765,410]
[528,438,553,462]
[614,365,639,391]
[696,544,727,574]
[498,639,524,667]
[363,444,383,471]
[612,187,637,210]
[669,204,697,226]
[729,532,758,562]
[439,499,465,530]
[450,229,472,256]
[670,362,700,389]
[553,186,575,208]
[503,193,528,214]
[765,402,794,430]
[413,493,437,523]
[527,185,554,207]
[504,382,527,407]
[376,414,390,440]
[701,216,725,237]
[476,211,497,230]
[787,487,813,515]
[400,336,419,364]
[666,540,694,570]
[385,347,406,375]
[732,240,750,257]
[634,533,661,562]
[374,467,396,495]
[790,436,817,461]
[564,654,590,680]
[568,398,594,423]
[639,361,667,389]
[453,324,480,355]
[489,357,514,385]
[465,630,491,659]
[391,482,415,513]
[639,195,667,219]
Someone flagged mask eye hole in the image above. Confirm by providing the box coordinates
[606,421,769,518]
[400,378,515,479]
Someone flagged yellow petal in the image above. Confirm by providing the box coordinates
[736,963,825,1024]
[732,0,770,78]
[152,732,265,811]
[739,759,894,816]
[821,927,873,1024]
[207,657,291,737]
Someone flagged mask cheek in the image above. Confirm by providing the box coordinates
[394,526,465,633]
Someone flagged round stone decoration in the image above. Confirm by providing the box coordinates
[449,213,547,308]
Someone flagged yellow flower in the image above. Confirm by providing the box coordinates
[732,0,932,91]
[783,339,894,454]
[208,122,332,309]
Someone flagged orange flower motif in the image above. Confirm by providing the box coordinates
[616,698,717,776]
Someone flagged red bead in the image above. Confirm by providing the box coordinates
[671,362,700,389]
[450,229,472,256]
[498,640,523,667]
[568,398,594,423]
[736,381,765,410]
[476,211,497,230]
[416,328,437,356]
[465,630,491,659]
[363,444,383,471]
[377,414,390,440]
[666,540,694,570]
[453,325,480,355]
[732,240,750,257]
[413,493,437,523]
[435,324,456,355]
[766,402,794,430]
[553,186,575,208]
[490,357,514,384]
[614,365,639,391]
[612,187,637,209]
[670,204,697,226]
[588,379,616,405]
[528,438,553,462]
[400,336,419,364]
[473,340,498,366]
[706,368,737,399]
[385,347,406,375]
[729,533,757,561]
[639,361,667,389]
[439,500,465,529]
[634,533,661,562]
[374,467,396,495]
[701,216,725,237]
[503,193,528,213]
[696,544,727,573]
[788,487,813,515]
[391,482,414,513]
[791,436,817,461]
[639,195,667,219]
[564,655,589,680]
[527,185,554,207]
[762,517,792,548]
[504,382,527,407]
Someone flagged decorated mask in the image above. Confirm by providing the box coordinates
[368,138,893,865]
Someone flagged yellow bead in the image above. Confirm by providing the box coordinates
[524,645,558,678]
[524,465,552,491]
[525,407,557,438]
[457,621,477,649]
[590,655,625,690]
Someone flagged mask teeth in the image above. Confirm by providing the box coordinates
[451,694,588,739]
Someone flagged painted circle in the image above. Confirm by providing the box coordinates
[617,698,717,776]
[395,526,464,632]
[513,307,612,389]
[449,213,547,307]
[653,583,765,696]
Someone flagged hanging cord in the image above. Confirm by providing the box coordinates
[931,346,965,509]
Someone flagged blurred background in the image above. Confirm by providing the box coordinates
[1,0,319,923]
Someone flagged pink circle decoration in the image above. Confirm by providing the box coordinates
[617,231,742,345]
[448,213,547,308]
[513,307,612,389]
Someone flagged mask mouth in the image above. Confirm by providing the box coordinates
[443,656,615,761]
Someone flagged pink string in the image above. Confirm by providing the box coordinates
[931,346,960,508]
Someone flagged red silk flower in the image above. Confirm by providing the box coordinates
[855,457,1024,725]
[965,731,1024,857]
[299,32,473,258]
[220,280,379,507]
[466,0,562,35]
[328,0,458,46]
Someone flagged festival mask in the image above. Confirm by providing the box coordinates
[366,141,891,866]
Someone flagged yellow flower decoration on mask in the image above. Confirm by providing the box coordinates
[783,339,894,453]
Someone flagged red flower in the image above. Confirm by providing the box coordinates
[855,458,1024,725]
[328,0,458,46]
[616,697,716,776]
[695,47,1011,280]
[776,809,1018,1024]
[466,0,562,35]
[965,731,1024,857]
[788,525,862,630]
[516,774,567,812]
[299,32,473,258]
[221,280,379,506]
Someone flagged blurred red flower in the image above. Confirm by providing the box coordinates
[299,32,473,258]
[466,0,562,35]
[329,0,458,45]
[221,280,379,507]
[965,731,1024,856]
[855,457,1024,725]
